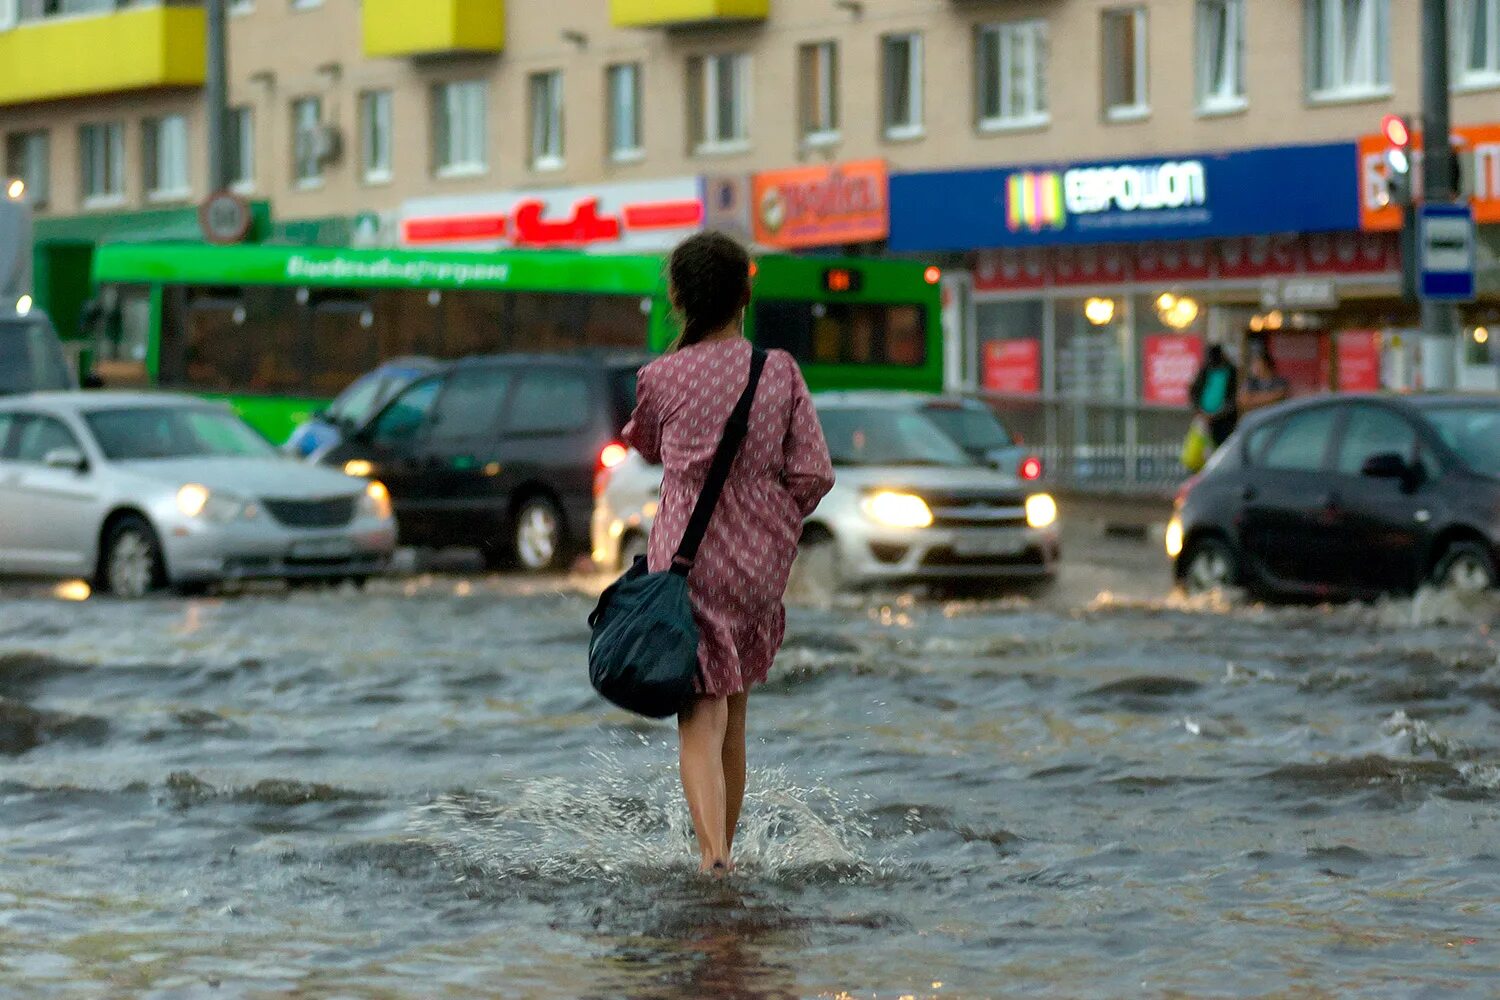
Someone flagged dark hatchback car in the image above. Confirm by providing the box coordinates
[1171,394,1500,599]
[323,354,640,571]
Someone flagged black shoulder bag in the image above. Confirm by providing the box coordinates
[587,347,768,718]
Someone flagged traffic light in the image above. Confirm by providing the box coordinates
[1381,114,1415,207]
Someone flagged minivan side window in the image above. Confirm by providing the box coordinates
[1259,407,1338,472]
[428,366,512,444]
[1335,406,1420,477]
[371,377,442,448]
[507,369,591,435]
[0,413,15,458]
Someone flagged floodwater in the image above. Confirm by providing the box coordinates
[2,567,1499,999]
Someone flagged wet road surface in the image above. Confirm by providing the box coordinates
[3,550,1499,998]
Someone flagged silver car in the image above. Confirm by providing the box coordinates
[593,391,1061,589]
[0,392,397,597]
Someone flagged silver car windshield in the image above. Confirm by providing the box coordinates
[85,407,275,461]
[819,407,975,467]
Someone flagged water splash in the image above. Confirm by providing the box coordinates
[407,752,873,886]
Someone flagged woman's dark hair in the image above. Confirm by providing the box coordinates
[1204,344,1228,367]
[668,231,752,351]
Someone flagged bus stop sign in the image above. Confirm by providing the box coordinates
[1418,202,1476,302]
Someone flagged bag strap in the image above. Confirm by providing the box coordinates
[671,347,768,577]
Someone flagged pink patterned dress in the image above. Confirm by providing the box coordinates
[622,338,835,698]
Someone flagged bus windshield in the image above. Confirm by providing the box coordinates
[0,317,73,395]
[86,407,276,461]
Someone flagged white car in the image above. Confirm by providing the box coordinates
[0,392,397,597]
[593,391,1061,589]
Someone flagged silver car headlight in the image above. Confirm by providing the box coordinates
[357,480,393,520]
[177,484,256,523]
[861,490,934,529]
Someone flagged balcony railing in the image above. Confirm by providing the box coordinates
[609,0,768,28]
[363,0,504,58]
[0,1,205,107]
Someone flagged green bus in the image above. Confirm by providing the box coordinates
[88,241,944,443]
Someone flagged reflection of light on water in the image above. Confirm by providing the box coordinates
[52,580,92,602]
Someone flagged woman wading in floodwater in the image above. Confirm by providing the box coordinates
[622,232,834,875]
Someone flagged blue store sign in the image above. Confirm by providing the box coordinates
[889,142,1360,252]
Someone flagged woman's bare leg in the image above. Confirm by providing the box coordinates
[678,695,730,871]
[722,692,749,856]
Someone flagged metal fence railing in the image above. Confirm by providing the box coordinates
[982,394,1196,495]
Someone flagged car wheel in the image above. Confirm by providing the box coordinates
[1180,536,1238,594]
[1431,541,1496,595]
[513,497,565,572]
[100,515,165,599]
[619,532,649,570]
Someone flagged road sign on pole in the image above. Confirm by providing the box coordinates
[1418,202,1476,302]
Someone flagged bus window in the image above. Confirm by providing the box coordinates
[91,287,152,386]
[752,300,928,367]
[307,299,380,397]
[166,286,302,393]
[376,289,446,359]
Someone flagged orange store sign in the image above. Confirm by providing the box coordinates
[752,160,888,249]
[1359,122,1500,231]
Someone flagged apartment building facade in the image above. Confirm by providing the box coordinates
[3,0,1499,446]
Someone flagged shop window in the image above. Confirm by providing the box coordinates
[1459,0,1500,86]
[977,20,1049,130]
[1305,0,1390,99]
[1196,0,1246,112]
[881,33,923,139]
[798,41,840,146]
[1055,297,1129,402]
[1101,7,1149,121]
[752,300,927,367]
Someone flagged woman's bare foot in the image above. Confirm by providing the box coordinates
[700,859,731,879]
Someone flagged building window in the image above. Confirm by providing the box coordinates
[881,33,924,139]
[433,80,488,177]
[143,114,190,201]
[798,41,840,146]
[4,131,49,208]
[978,20,1050,130]
[1306,0,1389,99]
[290,0,321,9]
[1102,7,1149,120]
[226,106,254,192]
[360,90,392,184]
[79,122,125,206]
[688,53,750,153]
[607,63,643,162]
[229,0,253,13]
[529,71,564,171]
[291,96,323,187]
[1197,0,1245,111]
[1458,0,1500,86]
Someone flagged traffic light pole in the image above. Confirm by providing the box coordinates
[205,0,231,193]
[1421,0,1460,390]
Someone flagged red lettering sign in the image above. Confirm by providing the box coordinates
[982,339,1041,395]
[1337,330,1383,391]
[1141,334,1205,406]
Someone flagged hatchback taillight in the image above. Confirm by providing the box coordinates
[1019,456,1043,482]
[596,442,627,498]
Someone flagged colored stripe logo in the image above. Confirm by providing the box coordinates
[1006,172,1066,233]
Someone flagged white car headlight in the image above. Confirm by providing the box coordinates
[176,484,254,523]
[1025,493,1058,530]
[1165,516,1185,559]
[358,480,393,520]
[861,491,934,529]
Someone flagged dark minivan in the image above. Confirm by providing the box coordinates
[324,354,640,571]
[1171,394,1500,599]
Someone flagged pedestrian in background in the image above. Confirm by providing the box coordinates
[1238,343,1291,417]
[1190,345,1240,448]
[622,232,834,876]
